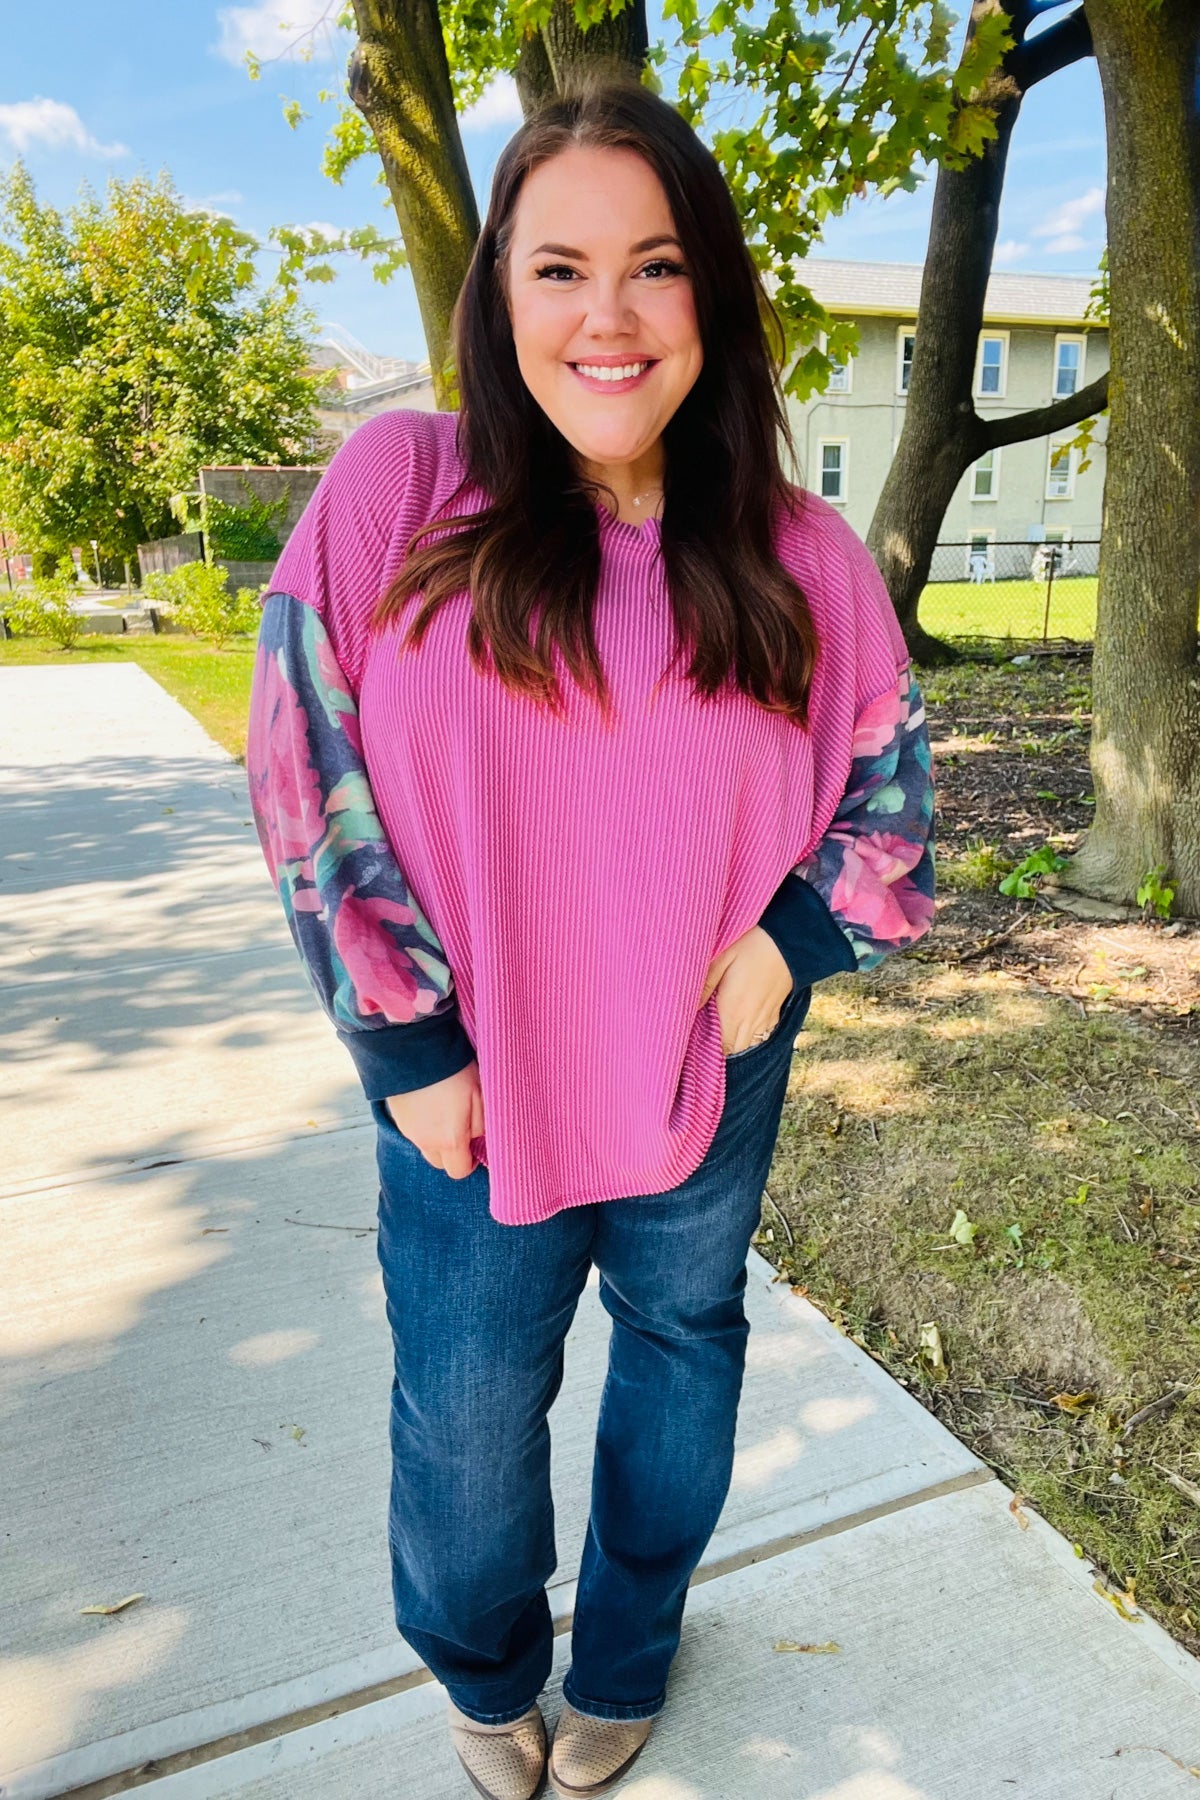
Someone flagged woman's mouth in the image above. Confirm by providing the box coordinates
[569,359,658,392]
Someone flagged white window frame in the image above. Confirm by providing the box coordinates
[1052,333,1087,401]
[817,331,853,394]
[896,327,916,396]
[974,330,1010,400]
[817,437,849,504]
[965,528,996,579]
[1046,439,1077,500]
[971,445,1001,502]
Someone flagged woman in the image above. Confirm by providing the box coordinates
[248,74,934,1800]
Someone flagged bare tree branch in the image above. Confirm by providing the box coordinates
[981,371,1109,450]
[1012,6,1094,90]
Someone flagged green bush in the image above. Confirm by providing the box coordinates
[2,560,86,649]
[142,560,263,648]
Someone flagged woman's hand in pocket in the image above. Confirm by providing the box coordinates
[384,1060,485,1178]
[698,927,794,1055]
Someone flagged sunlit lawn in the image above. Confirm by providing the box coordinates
[921,576,1098,642]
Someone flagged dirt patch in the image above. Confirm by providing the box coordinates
[921,653,1200,1033]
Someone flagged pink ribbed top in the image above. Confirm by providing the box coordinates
[274,408,906,1225]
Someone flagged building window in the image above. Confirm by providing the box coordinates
[1053,334,1086,399]
[972,447,1000,500]
[975,332,1008,398]
[896,328,916,395]
[817,331,852,393]
[818,439,848,503]
[1046,440,1076,499]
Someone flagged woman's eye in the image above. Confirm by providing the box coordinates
[532,259,687,282]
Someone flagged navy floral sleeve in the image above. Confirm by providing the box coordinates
[757,662,936,992]
[246,589,476,1100]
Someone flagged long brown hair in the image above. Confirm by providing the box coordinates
[371,72,818,727]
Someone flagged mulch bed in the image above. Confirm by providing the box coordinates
[921,652,1200,1036]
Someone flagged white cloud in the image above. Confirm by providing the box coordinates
[0,97,127,158]
[180,190,244,219]
[214,0,346,66]
[459,76,524,132]
[1040,233,1087,255]
[993,239,1030,267]
[1032,185,1105,242]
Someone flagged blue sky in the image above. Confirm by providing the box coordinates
[2,2,1106,365]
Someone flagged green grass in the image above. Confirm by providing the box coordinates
[0,632,257,760]
[760,960,1200,1656]
[921,576,1098,642]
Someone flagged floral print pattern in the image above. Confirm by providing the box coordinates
[247,590,459,1033]
[791,663,936,969]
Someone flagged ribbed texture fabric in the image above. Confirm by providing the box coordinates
[268,409,907,1226]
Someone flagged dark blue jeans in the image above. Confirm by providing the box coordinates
[371,980,812,1726]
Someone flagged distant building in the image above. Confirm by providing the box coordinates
[784,259,1108,573]
[310,322,436,446]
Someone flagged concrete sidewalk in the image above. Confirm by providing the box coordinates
[2,663,1199,1800]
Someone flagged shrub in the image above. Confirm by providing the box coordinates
[143,561,263,648]
[998,843,1070,899]
[2,560,86,649]
[939,839,1015,893]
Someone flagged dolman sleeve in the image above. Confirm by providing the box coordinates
[755,517,936,993]
[245,415,476,1100]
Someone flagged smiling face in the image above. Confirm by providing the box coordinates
[503,143,704,487]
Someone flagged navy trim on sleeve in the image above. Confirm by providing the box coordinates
[757,870,859,994]
[336,1010,477,1101]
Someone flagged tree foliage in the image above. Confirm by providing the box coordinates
[0,165,330,565]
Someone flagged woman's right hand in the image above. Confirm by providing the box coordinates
[384,1060,485,1179]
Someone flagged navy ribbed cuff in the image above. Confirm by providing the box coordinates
[335,1008,477,1101]
[756,871,858,992]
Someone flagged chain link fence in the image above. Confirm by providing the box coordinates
[920,539,1100,646]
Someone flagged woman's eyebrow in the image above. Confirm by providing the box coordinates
[527,235,683,258]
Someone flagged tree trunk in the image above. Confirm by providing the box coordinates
[866,0,1097,661]
[539,0,647,95]
[348,0,480,409]
[515,29,556,116]
[1055,0,1200,915]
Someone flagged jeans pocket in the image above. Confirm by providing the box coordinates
[726,986,791,1051]
[371,1096,419,1149]
[723,981,810,1063]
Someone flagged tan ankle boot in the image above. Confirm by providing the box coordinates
[548,1702,656,1797]
[446,1696,548,1800]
